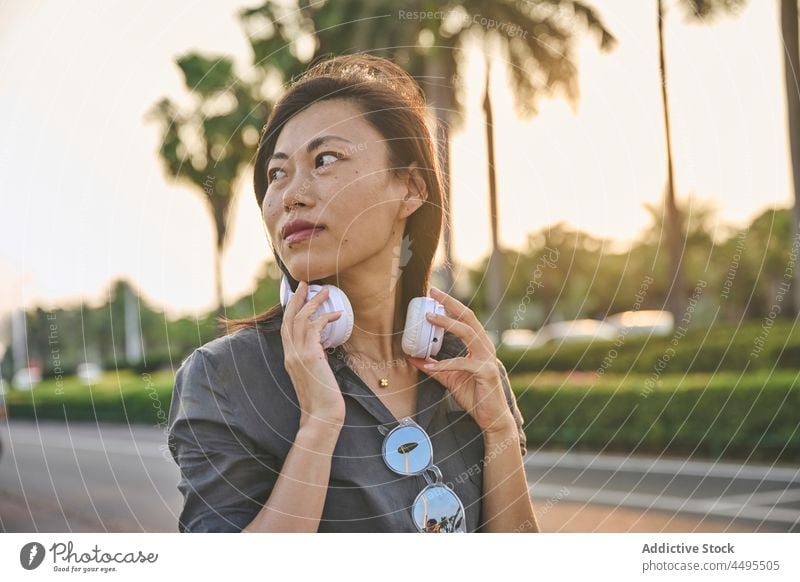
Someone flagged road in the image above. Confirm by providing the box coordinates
[1,420,797,532]
[525,451,799,532]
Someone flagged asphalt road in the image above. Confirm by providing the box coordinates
[525,451,799,532]
[1,419,797,532]
[0,419,180,532]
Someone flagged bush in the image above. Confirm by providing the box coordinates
[5,370,174,426]
[7,364,798,463]
[510,370,800,462]
[497,320,800,375]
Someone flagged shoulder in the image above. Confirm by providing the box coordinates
[179,325,281,376]
[173,325,285,409]
[169,325,286,430]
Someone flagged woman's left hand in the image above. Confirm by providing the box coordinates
[405,287,515,436]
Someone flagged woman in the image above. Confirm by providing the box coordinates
[167,54,538,533]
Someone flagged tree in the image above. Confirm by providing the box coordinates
[240,0,615,298]
[147,54,268,320]
[479,16,615,335]
[780,0,800,315]
[654,0,746,321]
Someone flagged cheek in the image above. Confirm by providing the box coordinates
[339,180,402,241]
[262,197,280,232]
[345,172,395,217]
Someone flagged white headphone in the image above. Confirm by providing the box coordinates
[279,275,446,358]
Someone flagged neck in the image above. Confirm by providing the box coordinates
[321,242,405,365]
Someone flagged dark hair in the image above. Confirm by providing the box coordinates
[221,53,448,354]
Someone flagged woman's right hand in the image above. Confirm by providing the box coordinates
[281,280,346,427]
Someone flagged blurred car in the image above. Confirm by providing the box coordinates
[77,362,103,385]
[499,329,540,349]
[605,310,674,337]
[12,366,41,390]
[534,319,619,346]
[495,310,674,351]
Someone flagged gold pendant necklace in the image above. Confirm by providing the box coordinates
[344,350,398,389]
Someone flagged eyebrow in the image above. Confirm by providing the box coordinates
[268,135,355,163]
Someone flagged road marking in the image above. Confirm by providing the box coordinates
[703,487,800,508]
[525,451,800,483]
[530,483,800,526]
[5,434,169,460]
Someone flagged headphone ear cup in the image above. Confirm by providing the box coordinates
[280,276,293,308]
[402,297,445,359]
[306,284,354,349]
[279,277,353,349]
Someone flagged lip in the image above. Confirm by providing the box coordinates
[281,218,325,240]
[284,226,324,243]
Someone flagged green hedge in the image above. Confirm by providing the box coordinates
[497,321,800,375]
[6,367,798,462]
[511,370,800,462]
[5,371,174,426]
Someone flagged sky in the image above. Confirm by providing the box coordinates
[0,0,793,323]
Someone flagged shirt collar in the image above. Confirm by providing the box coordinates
[324,333,466,433]
[257,309,468,434]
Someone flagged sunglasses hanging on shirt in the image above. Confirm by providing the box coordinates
[378,417,467,533]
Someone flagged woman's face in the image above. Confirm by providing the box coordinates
[261,98,423,283]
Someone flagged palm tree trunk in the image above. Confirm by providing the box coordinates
[214,240,225,322]
[425,57,456,295]
[657,0,687,320]
[781,0,800,316]
[483,57,507,340]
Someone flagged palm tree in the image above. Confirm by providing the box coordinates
[655,0,745,320]
[147,54,267,321]
[780,0,800,315]
[240,1,615,299]
[480,22,615,335]
[483,55,505,335]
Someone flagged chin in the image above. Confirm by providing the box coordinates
[282,259,335,284]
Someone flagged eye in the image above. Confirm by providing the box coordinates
[267,166,285,184]
[316,151,344,169]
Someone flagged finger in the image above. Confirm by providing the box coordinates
[422,356,495,375]
[281,281,306,349]
[424,311,477,352]
[294,285,330,334]
[283,280,307,322]
[301,310,343,345]
[417,357,477,392]
[425,311,493,359]
[429,287,481,330]
[300,285,330,317]
[309,309,342,331]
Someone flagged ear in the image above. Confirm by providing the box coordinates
[398,161,428,219]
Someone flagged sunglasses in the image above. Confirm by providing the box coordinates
[381,416,467,533]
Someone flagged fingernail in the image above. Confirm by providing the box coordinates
[424,362,436,369]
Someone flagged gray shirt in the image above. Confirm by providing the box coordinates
[167,315,527,533]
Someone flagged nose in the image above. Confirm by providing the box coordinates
[281,170,316,212]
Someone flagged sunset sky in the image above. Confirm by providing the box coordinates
[0,0,793,324]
